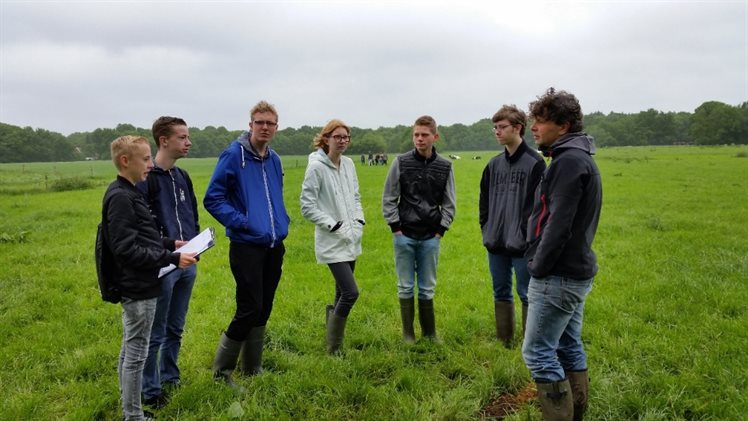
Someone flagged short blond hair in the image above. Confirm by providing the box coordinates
[250,100,278,121]
[111,135,149,170]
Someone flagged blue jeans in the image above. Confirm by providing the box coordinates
[487,252,530,305]
[522,276,593,382]
[393,234,440,300]
[119,297,157,421]
[142,265,197,400]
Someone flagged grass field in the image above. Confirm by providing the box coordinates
[1,145,747,420]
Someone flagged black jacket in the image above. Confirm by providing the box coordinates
[382,148,456,240]
[479,141,546,256]
[526,133,602,280]
[103,176,180,299]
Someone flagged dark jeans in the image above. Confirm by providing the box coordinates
[328,261,359,318]
[225,241,285,341]
[142,265,197,400]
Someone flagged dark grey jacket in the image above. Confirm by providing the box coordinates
[526,133,602,280]
[480,141,546,256]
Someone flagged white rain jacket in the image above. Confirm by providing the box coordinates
[300,149,365,264]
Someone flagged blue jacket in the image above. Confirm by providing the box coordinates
[137,165,199,241]
[204,132,290,247]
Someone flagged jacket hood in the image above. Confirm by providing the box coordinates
[541,132,596,157]
[237,131,274,167]
[308,148,337,169]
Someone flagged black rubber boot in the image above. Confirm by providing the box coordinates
[326,313,347,355]
[567,370,589,421]
[238,325,265,376]
[418,298,438,341]
[212,332,242,388]
[536,379,574,421]
[325,304,334,325]
[399,297,416,344]
[494,301,515,348]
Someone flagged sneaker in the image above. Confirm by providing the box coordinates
[143,393,168,409]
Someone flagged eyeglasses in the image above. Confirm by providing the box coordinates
[493,124,513,132]
[253,120,278,128]
[331,134,351,142]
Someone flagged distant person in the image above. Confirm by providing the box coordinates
[479,105,545,348]
[522,88,602,420]
[300,119,365,354]
[360,154,365,165]
[368,152,374,166]
[203,100,290,387]
[102,135,196,421]
[382,115,456,343]
[137,117,200,409]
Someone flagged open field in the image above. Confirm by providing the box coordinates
[1,145,747,420]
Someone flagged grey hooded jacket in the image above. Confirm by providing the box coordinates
[300,149,364,264]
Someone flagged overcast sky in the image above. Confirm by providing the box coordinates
[1,1,746,135]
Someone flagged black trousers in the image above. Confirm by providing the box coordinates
[328,261,359,318]
[225,241,285,341]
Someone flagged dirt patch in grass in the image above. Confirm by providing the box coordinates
[480,382,536,419]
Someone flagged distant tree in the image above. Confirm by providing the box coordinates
[348,132,386,155]
[690,101,738,145]
[1,101,745,163]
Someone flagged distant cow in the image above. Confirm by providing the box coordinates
[448,154,461,160]
[472,156,481,160]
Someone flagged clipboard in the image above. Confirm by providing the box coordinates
[159,227,216,278]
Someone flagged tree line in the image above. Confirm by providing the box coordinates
[0,100,746,163]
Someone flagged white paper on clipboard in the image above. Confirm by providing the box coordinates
[159,227,215,278]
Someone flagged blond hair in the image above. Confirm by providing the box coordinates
[111,135,150,170]
[313,119,350,153]
[250,100,279,121]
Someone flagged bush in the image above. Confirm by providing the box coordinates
[49,177,93,192]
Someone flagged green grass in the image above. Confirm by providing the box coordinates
[1,145,747,420]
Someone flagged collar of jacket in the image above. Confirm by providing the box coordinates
[311,148,338,169]
[412,147,438,163]
[504,140,531,163]
[541,132,596,158]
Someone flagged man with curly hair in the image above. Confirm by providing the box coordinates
[522,88,602,420]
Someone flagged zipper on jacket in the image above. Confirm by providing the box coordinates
[535,193,547,237]
[261,159,277,248]
[169,169,185,240]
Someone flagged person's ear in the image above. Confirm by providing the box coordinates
[559,122,571,135]
[159,136,168,148]
[119,154,129,168]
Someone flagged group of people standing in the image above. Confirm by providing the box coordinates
[362,152,388,166]
[102,87,601,421]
